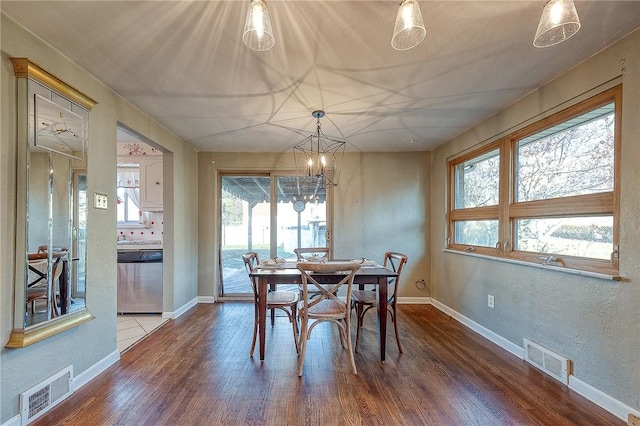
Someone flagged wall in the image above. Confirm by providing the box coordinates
[197,151,431,301]
[0,14,199,423]
[430,29,640,413]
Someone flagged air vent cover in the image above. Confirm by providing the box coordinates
[524,339,571,385]
[20,366,73,425]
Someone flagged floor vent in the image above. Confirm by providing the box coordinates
[523,339,571,385]
[20,366,73,425]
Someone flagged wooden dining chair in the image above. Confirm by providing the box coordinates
[242,252,299,356]
[351,251,408,354]
[297,262,361,376]
[293,247,331,261]
[294,247,334,298]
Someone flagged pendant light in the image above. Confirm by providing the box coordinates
[293,111,346,189]
[533,0,581,48]
[391,0,426,51]
[243,0,274,51]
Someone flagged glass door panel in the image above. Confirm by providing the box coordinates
[220,175,271,296]
[275,176,326,258]
[72,172,87,299]
[219,174,328,298]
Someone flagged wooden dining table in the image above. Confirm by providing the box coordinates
[249,261,398,362]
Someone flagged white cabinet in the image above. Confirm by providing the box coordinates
[139,158,163,211]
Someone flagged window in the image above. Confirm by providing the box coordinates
[447,86,620,276]
[117,165,141,224]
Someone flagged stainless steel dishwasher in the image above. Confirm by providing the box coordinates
[117,249,163,313]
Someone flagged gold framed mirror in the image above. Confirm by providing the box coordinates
[6,59,96,348]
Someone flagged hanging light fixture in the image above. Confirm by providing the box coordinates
[243,0,274,51]
[391,0,426,51]
[293,110,346,188]
[533,0,581,48]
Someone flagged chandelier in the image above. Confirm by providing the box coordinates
[293,110,346,189]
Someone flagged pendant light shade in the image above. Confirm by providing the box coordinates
[243,0,274,51]
[391,0,426,51]
[533,0,581,48]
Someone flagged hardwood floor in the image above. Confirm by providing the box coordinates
[34,303,624,425]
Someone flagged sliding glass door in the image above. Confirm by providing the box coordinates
[219,174,327,298]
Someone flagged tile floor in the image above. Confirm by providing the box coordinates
[117,314,168,352]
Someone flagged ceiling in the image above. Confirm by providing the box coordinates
[2,1,640,153]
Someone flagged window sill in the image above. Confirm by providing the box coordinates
[117,222,148,229]
[442,249,621,281]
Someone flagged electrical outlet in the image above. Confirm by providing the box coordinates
[94,193,108,210]
[488,294,495,309]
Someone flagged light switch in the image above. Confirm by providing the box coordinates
[94,193,108,210]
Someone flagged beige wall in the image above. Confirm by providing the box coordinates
[430,29,640,412]
[1,14,198,422]
[2,5,637,424]
[197,151,431,300]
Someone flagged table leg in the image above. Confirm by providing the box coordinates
[258,277,267,361]
[377,276,387,362]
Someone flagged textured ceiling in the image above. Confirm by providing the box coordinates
[2,1,640,153]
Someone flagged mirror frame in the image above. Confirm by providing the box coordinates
[6,59,96,348]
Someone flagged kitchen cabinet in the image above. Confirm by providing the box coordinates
[140,157,163,211]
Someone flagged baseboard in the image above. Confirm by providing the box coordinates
[397,296,431,304]
[569,375,640,422]
[72,350,120,391]
[198,295,216,304]
[430,297,637,423]
[430,298,524,359]
[1,415,20,426]
[162,297,198,320]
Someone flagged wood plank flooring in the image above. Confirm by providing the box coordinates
[33,303,624,425]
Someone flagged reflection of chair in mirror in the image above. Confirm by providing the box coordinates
[26,253,64,318]
[294,247,331,261]
[352,252,408,354]
[297,262,361,376]
[242,252,299,357]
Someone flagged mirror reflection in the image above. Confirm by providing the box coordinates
[25,150,87,327]
[24,103,87,328]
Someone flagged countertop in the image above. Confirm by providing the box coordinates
[117,240,163,251]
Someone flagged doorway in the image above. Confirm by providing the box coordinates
[219,174,328,298]
[116,125,165,351]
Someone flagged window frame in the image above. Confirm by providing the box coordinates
[117,187,142,226]
[447,85,621,277]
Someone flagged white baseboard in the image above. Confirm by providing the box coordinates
[397,296,431,304]
[569,375,640,422]
[162,297,198,320]
[430,298,524,359]
[72,350,120,391]
[429,297,637,422]
[198,296,216,304]
[2,415,20,426]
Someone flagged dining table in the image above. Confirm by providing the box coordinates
[249,260,398,362]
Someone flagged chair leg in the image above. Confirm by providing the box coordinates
[345,316,357,374]
[391,304,403,353]
[271,308,275,327]
[297,315,308,376]
[250,308,259,357]
[291,305,299,354]
[338,319,346,348]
